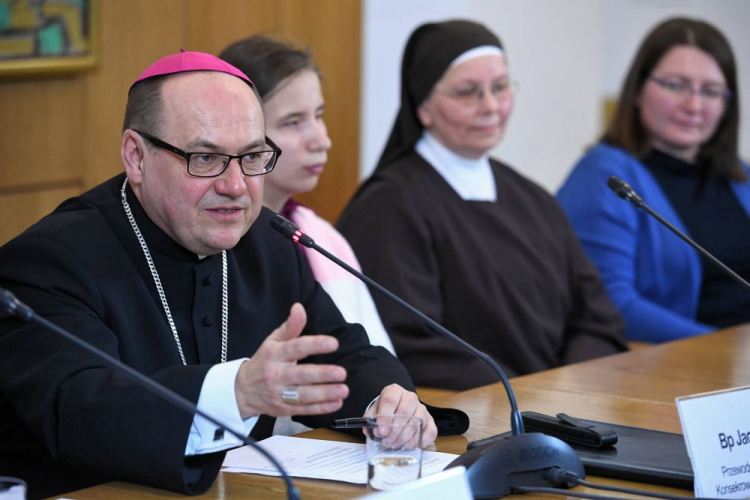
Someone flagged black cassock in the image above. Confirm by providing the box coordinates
[0,173,412,499]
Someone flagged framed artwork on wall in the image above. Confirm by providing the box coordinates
[0,0,99,78]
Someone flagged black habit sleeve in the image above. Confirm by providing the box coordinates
[338,167,502,389]
[559,215,630,364]
[338,154,626,390]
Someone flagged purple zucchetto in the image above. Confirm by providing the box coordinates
[129,49,253,94]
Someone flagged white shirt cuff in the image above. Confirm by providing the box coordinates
[185,358,259,455]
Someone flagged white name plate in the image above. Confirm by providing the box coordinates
[676,385,750,498]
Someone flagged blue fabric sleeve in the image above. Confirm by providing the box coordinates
[557,146,711,342]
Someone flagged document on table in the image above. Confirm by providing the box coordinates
[222,435,459,484]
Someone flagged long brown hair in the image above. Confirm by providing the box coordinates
[219,35,320,100]
[603,17,743,181]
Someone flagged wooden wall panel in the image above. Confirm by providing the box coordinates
[84,0,186,189]
[0,77,85,187]
[281,0,362,222]
[0,186,82,244]
[186,0,280,56]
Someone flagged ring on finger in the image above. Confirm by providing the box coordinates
[281,387,301,405]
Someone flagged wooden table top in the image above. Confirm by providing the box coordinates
[64,324,750,499]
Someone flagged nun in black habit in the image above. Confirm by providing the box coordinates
[338,20,627,390]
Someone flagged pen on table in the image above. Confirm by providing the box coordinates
[333,417,369,429]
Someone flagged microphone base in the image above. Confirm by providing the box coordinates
[446,432,585,498]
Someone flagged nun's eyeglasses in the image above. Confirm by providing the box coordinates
[437,80,519,107]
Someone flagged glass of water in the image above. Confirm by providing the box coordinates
[0,477,26,500]
[366,414,423,491]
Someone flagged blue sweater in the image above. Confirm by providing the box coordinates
[557,143,750,342]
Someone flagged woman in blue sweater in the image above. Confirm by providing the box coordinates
[558,18,750,343]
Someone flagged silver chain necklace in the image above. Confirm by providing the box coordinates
[120,178,228,365]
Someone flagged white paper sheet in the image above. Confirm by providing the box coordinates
[222,435,459,484]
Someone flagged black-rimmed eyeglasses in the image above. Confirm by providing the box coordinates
[134,130,282,178]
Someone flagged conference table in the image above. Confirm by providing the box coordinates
[66,324,750,499]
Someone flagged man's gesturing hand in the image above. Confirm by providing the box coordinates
[234,303,349,419]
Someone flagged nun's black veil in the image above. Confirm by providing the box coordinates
[374,20,503,172]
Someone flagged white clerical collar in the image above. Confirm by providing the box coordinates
[415,131,497,201]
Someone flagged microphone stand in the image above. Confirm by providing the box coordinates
[0,288,300,500]
[320,240,524,435]
[607,176,750,291]
[270,215,585,499]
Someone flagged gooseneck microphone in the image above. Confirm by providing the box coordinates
[0,287,300,500]
[607,176,644,207]
[270,215,523,436]
[607,176,750,292]
[270,214,585,499]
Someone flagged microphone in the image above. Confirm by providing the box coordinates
[0,287,300,500]
[607,176,644,207]
[270,214,585,498]
[271,214,523,435]
[607,176,750,291]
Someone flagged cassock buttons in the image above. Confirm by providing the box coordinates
[203,276,212,286]
[203,316,213,326]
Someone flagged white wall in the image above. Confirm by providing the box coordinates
[361,0,750,193]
